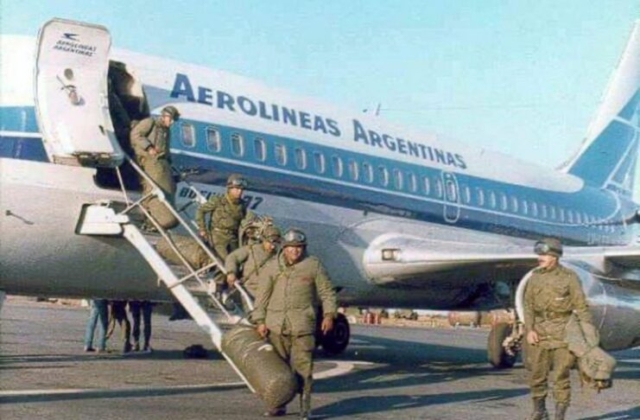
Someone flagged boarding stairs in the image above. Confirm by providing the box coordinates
[76,156,256,392]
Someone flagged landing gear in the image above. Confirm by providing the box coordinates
[487,322,518,368]
[319,313,350,355]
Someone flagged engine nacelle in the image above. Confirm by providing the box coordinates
[515,261,640,351]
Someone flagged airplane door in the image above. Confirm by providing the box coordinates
[34,18,123,167]
[441,171,460,223]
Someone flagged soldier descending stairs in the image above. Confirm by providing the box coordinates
[76,155,300,412]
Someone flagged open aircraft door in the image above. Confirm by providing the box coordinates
[34,18,123,167]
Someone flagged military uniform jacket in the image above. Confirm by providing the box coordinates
[524,264,592,348]
[253,252,338,337]
[195,194,249,237]
[225,244,275,297]
[130,117,170,160]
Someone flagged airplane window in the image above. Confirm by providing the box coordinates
[378,166,389,187]
[567,210,574,224]
[231,133,244,156]
[408,172,417,192]
[362,162,373,183]
[206,127,221,152]
[423,177,431,196]
[348,159,359,180]
[393,169,403,190]
[313,151,325,173]
[445,179,457,201]
[331,155,344,177]
[521,199,528,215]
[488,191,497,208]
[253,137,266,161]
[511,196,518,213]
[434,177,443,198]
[575,212,582,224]
[275,143,287,166]
[461,185,470,203]
[541,204,547,219]
[559,208,565,222]
[500,193,508,211]
[531,202,538,217]
[550,206,556,220]
[476,187,485,206]
[181,123,195,148]
[295,148,307,169]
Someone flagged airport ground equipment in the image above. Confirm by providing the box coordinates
[76,155,297,405]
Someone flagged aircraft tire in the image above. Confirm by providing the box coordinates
[487,322,517,369]
[319,313,350,355]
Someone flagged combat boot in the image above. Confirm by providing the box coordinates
[528,397,549,420]
[554,403,568,420]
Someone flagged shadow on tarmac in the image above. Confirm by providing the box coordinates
[313,388,527,419]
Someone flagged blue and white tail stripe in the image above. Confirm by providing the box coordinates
[566,22,640,198]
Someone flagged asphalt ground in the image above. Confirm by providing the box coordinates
[1,298,638,419]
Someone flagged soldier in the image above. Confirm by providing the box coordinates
[195,174,252,260]
[225,225,282,299]
[253,228,337,419]
[130,105,181,229]
[523,238,593,420]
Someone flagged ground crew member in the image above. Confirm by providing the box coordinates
[524,238,593,420]
[195,174,252,260]
[253,228,337,419]
[225,225,282,299]
[130,105,181,229]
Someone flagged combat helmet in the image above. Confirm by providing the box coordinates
[282,228,307,247]
[262,225,282,243]
[226,174,248,189]
[534,237,563,257]
[161,105,180,121]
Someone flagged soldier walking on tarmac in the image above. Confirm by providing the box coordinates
[253,228,337,419]
[523,238,593,420]
[130,105,181,229]
[195,174,252,260]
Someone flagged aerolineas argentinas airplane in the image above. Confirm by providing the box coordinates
[2,18,640,366]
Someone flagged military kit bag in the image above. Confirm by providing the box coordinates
[564,314,616,391]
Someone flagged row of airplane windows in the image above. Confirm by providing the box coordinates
[179,123,614,232]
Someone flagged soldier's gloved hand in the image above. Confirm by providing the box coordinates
[321,316,334,335]
[198,229,207,239]
[526,330,540,346]
[226,273,237,288]
[257,324,268,338]
[147,146,158,156]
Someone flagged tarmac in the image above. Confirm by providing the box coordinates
[1,298,639,420]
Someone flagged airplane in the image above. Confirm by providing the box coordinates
[2,18,640,371]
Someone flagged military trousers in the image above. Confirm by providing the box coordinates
[138,155,178,229]
[210,232,239,261]
[529,344,575,405]
[269,332,315,404]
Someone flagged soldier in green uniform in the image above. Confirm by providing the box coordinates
[225,225,282,299]
[524,238,592,420]
[130,105,180,229]
[253,229,337,420]
[195,174,252,260]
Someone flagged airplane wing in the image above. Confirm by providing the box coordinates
[362,233,538,286]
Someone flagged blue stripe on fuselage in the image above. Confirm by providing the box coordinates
[168,117,630,245]
[0,105,633,245]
